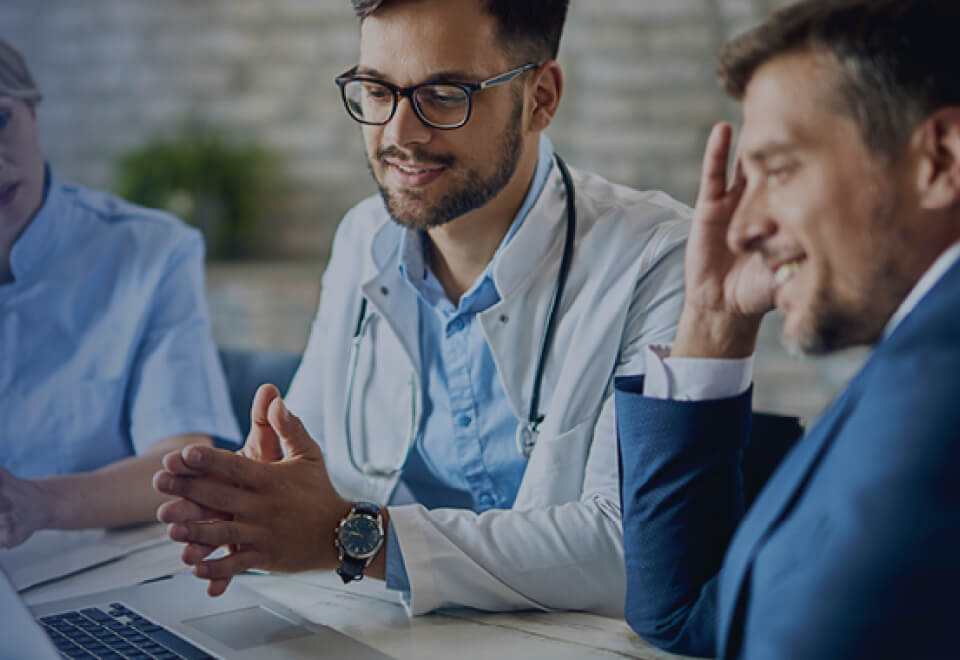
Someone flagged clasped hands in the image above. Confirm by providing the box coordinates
[153,384,353,596]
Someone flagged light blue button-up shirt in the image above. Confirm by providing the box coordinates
[0,167,241,479]
[386,135,555,591]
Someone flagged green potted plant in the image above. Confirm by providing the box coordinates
[113,124,282,260]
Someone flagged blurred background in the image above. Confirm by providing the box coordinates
[3,0,866,424]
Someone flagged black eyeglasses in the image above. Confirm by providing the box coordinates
[335,63,538,130]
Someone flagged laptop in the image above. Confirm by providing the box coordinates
[2,566,392,659]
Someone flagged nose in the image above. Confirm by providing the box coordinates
[383,96,432,148]
[727,185,777,255]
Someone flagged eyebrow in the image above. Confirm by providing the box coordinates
[353,66,480,84]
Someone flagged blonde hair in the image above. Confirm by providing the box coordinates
[0,39,42,104]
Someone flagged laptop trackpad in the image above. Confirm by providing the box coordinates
[185,606,314,651]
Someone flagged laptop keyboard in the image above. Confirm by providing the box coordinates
[39,602,215,659]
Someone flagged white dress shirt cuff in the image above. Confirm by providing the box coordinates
[642,344,754,401]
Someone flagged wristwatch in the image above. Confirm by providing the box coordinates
[335,501,385,583]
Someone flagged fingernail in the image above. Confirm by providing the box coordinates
[168,524,187,542]
[155,473,174,492]
[184,447,204,466]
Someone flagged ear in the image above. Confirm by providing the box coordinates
[526,60,563,133]
[914,107,960,211]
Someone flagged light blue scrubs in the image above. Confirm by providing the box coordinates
[0,167,241,479]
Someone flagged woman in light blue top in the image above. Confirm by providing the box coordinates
[0,40,240,547]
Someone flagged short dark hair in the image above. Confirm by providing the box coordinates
[351,0,569,62]
[717,0,960,159]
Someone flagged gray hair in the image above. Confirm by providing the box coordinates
[0,39,42,104]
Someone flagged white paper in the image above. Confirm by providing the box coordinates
[0,523,169,592]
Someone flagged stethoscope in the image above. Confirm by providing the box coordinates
[344,155,577,478]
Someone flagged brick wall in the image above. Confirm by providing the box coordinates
[4,0,790,259]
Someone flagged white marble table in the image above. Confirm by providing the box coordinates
[18,532,694,660]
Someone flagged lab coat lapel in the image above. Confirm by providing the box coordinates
[361,220,422,399]
[480,165,568,425]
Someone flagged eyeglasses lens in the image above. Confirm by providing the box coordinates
[342,80,469,128]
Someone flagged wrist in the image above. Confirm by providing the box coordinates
[323,498,355,569]
[672,306,763,359]
[28,476,62,530]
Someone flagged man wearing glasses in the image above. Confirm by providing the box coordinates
[155,0,689,616]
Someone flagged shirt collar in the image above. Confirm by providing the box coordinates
[884,239,960,338]
[9,163,61,281]
[398,134,556,309]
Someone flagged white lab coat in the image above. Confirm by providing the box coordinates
[284,163,690,616]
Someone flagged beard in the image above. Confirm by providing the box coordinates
[369,96,524,230]
[782,186,915,356]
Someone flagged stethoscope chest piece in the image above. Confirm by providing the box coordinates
[515,422,539,460]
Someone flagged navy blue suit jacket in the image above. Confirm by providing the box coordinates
[617,259,960,659]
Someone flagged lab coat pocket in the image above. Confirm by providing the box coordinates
[516,417,594,507]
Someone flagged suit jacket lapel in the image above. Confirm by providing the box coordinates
[715,253,960,656]
[715,366,870,657]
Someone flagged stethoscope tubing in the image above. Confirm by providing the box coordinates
[346,154,577,475]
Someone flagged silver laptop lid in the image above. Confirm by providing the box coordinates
[0,565,60,660]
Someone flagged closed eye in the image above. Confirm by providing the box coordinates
[766,162,799,184]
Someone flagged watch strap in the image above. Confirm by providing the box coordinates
[352,501,380,517]
[336,554,368,583]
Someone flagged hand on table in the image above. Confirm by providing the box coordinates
[0,464,49,548]
[154,385,352,596]
[672,122,776,358]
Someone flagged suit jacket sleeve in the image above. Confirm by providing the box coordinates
[616,375,753,657]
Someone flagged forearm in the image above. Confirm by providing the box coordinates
[616,376,751,654]
[387,498,625,616]
[36,434,213,530]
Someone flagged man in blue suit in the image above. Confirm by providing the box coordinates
[617,1,960,658]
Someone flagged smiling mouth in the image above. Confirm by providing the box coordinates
[388,161,445,175]
[774,258,805,286]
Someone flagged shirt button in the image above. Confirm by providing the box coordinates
[449,317,465,333]
[477,494,494,506]
[457,414,472,428]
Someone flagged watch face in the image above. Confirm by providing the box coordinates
[340,516,382,558]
